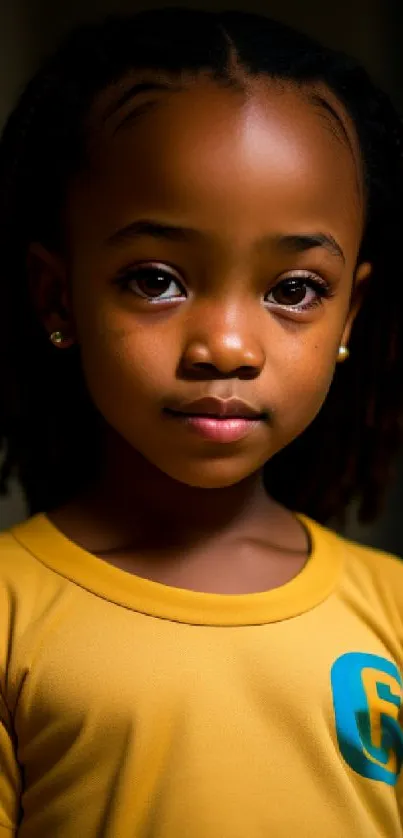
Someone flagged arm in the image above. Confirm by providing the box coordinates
[0,689,20,835]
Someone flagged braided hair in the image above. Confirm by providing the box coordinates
[1,7,402,525]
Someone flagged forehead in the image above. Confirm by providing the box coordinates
[69,76,364,248]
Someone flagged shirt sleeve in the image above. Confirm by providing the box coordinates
[0,534,23,834]
[0,688,19,834]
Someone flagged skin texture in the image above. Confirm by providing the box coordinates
[28,75,371,593]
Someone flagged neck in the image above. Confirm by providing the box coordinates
[63,425,286,555]
[101,432,270,542]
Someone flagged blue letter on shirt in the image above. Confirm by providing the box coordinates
[331,652,403,785]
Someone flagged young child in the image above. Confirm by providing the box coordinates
[0,6,403,836]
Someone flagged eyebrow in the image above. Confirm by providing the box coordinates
[106,219,345,263]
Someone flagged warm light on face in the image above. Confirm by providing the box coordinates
[63,77,367,489]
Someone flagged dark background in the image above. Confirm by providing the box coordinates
[1,0,402,554]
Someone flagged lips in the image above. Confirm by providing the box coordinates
[165,412,263,443]
[165,396,265,420]
[167,410,258,420]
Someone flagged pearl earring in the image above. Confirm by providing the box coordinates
[337,345,350,362]
[50,331,64,345]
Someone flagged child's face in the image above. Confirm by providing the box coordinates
[35,76,371,490]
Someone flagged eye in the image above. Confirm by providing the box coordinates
[115,265,332,310]
[265,274,331,312]
[116,265,185,302]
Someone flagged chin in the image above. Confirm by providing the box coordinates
[155,459,263,490]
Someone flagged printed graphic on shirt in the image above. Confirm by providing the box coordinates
[331,652,403,785]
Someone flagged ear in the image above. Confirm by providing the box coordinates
[27,242,76,348]
[340,261,372,347]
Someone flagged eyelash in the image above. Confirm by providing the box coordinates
[114,264,334,312]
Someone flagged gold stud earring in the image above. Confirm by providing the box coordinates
[337,345,350,363]
[50,330,64,345]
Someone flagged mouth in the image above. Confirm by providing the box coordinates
[166,410,264,420]
[164,409,264,443]
[164,396,266,421]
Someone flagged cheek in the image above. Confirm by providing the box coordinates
[76,306,171,419]
[274,340,338,436]
[73,279,342,457]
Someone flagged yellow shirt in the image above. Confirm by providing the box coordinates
[0,511,403,837]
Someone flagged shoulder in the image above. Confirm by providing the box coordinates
[334,529,403,607]
[330,524,402,577]
[0,514,64,615]
[0,515,47,575]
[305,514,403,632]
[301,511,403,601]
[0,515,72,680]
[303,513,403,574]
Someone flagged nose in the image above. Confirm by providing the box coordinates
[180,303,265,378]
